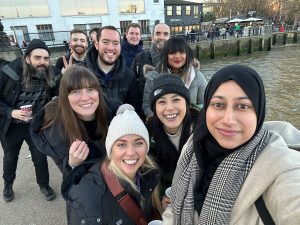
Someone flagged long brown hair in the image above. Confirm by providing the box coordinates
[41,65,108,143]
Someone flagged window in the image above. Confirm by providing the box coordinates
[10,26,30,42]
[74,24,88,33]
[0,0,49,18]
[139,20,150,35]
[36,24,54,41]
[194,6,199,18]
[60,0,108,16]
[120,21,132,35]
[167,6,172,16]
[119,0,145,14]
[153,0,159,2]
[176,6,182,16]
[89,23,102,29]
[186,6,191,16]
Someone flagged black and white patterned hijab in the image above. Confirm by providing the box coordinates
[171,64,270,225]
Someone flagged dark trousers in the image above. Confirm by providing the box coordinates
[1,123,49,185]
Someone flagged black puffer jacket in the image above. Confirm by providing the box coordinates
[81,46,141,115]
[61,161,160,225]
[0,57,61,138]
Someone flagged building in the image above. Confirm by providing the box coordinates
[0,0,164,46]
[164,0,203,34]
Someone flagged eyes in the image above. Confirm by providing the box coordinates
[69,88,97,96]
[116,141,145,148]
[72,38,87,43]
[209,101,253,111]
[157,97,182,105]
[33,56,49,61]
[100,40,120,47]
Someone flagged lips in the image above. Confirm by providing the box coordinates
[164,113,178,120]
[79,103,93,108]
[217,128,239,136]
[123,159,138,165]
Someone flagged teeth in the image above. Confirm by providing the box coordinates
[165,114,177,119]
[80,103,92,108]
[124,159,137,165]
[107,53,114,56]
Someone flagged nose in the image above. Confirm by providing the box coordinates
[223,107,235,125]
[126,144,136,156]
[80,90,90,100]
[165,101,175,111]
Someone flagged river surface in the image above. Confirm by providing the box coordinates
[200,44,300,128]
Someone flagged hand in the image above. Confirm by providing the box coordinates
[11,109,32,122]
[68,139,89,168]
[161,195,171,209]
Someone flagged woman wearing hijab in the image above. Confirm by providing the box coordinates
[162,64,300,225]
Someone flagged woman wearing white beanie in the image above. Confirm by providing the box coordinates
[62,104,162,225]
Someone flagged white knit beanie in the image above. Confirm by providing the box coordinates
[105,104,149,158]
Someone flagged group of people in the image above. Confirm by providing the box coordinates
[1,21,300,225]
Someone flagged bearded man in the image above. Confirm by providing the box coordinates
[55,29,88,73]
[0,39,61,202]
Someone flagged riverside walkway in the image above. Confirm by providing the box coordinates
[0,143,66,225]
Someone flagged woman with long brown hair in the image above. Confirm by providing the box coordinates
[30,65,119,172]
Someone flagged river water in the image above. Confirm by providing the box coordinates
[200,44,300,128]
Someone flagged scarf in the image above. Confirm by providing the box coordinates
[172,128,270,225]
[150,44,162,66]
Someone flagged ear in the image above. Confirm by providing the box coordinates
[25,55,30,64]
[95,42,99,50]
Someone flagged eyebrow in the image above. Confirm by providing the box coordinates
[210,95,250,100]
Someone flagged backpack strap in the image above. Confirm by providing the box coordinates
[255,195,275,225]
[100,161,148,225]
[1,65,19,97]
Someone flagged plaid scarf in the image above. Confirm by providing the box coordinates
[171,127,270,225]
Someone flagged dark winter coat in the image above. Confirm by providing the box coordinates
[0,57,61,138]
[80,46,141,115]
[148,106,200,198]
[61,161,160,225]
[121,37,143,68]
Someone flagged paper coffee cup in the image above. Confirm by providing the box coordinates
[148,220,162,225]
[165,187,172,198]
[20,105,32,117]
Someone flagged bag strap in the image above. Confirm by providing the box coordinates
[255,195,275,225]
[100,162,148,225]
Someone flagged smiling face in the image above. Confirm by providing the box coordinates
[68,88,99,121]
[95,29,121,65]
[126,27,141,46]
[155,93,187,134]
[69,32,88,55]
[206,80,257,149]
[111,134,147,180]
[152,24,170,50]
[25,48,50,72]
[167,51,187,73]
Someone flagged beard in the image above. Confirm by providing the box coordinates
[153,40,166,50]
[98,52,118,66]
[28,63,49,79]
[71,45,86,55]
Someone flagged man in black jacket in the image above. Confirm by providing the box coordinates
[81,26,141,116]
[0,39,61,202]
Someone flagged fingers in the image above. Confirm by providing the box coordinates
[69,140,89,167]
[11,110,31,121]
